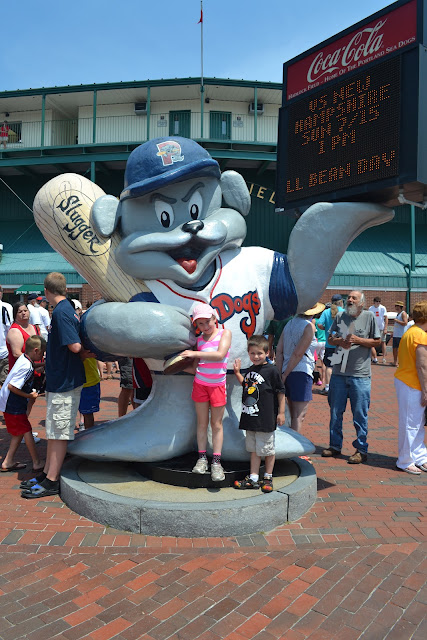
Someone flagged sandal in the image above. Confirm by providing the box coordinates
[234,475,259,490]
[20,477,39,490]
[21,482,59,499]
[415,463,427,472]
[1,462,26,472]
[396,464,421,475]
[260,476,273,493]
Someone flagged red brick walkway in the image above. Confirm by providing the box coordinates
[0,364,425,639]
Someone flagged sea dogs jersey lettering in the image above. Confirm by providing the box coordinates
[131,246,298,371]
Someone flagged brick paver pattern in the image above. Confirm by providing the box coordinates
[0,363,425,639]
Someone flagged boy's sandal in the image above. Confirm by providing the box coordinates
[234,475,259,490]
[260,477,273,493]
[1,462,26,472]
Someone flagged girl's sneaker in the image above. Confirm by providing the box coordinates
[211,462,225,482]
[234,475,259,489]
[260,476,273,493]
[192,458,208,474]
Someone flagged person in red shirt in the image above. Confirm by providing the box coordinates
[1,121,10,149]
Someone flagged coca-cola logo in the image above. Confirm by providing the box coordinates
[307,20,386,84]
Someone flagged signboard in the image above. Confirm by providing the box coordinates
[276,0,427,212]
[286,0,417,100]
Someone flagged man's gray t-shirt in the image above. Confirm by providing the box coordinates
[329,310,380,377]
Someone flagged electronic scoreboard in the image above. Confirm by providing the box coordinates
[275,0,427,213]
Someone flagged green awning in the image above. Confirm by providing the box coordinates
[330,222,427,289]
[14,284,44,295]
[0,221,86,286]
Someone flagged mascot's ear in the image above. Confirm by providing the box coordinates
[220,171,251,217]
[91,195,121,238]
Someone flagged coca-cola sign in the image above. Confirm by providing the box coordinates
[286,0,417,100]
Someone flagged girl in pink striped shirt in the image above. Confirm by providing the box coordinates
[180,303,231,482]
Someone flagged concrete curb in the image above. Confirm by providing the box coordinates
[60,457,317,537]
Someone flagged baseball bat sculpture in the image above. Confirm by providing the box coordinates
[33,173,149,301]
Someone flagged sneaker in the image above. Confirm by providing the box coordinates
[211,462,225,482]
[348,450,367,464]
[234,475,259,490]
[260,476,273,493]
[372,358,378,364]
[21,432,40,444]
[320,388,329,396]
[321,447,341,457]
[192,458,208,474]
[382,358,387,364]
[79,425,86,432]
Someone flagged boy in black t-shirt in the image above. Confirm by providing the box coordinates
[233,335,285,493]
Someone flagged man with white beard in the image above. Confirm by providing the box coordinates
[321,291,380,464]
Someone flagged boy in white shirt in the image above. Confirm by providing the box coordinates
[368,297,388,364]
[0,335,46,473]
[0,286,13,385]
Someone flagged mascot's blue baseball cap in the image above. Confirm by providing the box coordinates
[120,136,221,201]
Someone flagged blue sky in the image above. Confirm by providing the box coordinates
[3,0,393,91]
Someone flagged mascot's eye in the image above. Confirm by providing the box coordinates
[188,191,203,220]
[155,200,174,228]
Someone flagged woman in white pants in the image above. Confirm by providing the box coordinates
[394,301,427,475]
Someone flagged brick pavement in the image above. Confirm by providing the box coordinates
[0,363,425,639]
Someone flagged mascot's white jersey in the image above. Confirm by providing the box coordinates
[144,246,276,371]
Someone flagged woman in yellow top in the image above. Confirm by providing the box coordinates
[394,301,427,474]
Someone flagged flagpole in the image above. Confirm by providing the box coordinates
[199,1,204,138]
[200,1,204,90]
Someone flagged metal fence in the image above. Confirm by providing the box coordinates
[1,112,279,150]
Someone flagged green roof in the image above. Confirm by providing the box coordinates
[0,221,85,285]
[331,223,427,289]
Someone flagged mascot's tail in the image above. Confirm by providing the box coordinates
[287,202,394,313]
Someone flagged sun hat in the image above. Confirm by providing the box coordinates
[302,302,325,316]
[395,301,404,307]
[192,303,219,322]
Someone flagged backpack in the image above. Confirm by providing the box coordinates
[1,303,11,327]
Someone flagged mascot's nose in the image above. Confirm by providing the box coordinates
[182,220,204,235]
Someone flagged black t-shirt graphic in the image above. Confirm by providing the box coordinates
[239,363,285,433]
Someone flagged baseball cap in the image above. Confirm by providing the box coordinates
[331,294,342,302]
[120,137,221,201]
[192,303,218,322]
[27,293,38,301]
[36,296,48,302]
[71,299,82,310]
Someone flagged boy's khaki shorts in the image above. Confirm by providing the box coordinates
[245,430,275,457]
[45,386,83,440]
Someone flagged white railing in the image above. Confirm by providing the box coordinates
[1,112,278,150]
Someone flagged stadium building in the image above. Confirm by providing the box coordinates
[0,77,425,310]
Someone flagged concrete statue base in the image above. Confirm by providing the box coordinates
[60,456,317,538]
